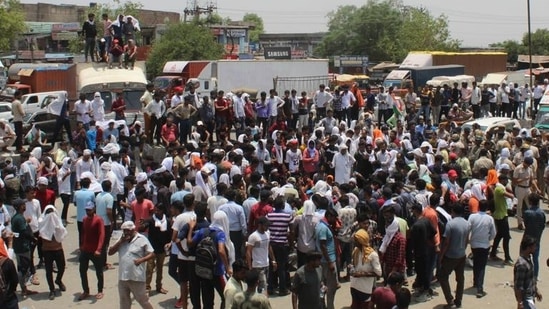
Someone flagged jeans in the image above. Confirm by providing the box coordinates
[179,118,191,144]
[339,241,352,274]
[118,280,154,309]
[100,225,112,267]
[84,37,96,62]
[43,249,66,292]
[257,117,269,138]
[414,248,435,292]
[270,243,289,293]
[491,217,511,260]
[471,247,489,292]
[200,275,226,309]
[321,262,339,309]
[533,242,540,280]
[472,104,481,119]
[53,118,72,145]
[230,231,244,261]
[79,251,104,293]
[13,121,22,151]
[316,107,327,120]
[60,193,71,222]
[151,116,162,144]
[103,36,112,56]
[439,256,465,306]
[420,105,430,121]
[16,251,31,291]
[519,101,526,119]
[431,105,441,125]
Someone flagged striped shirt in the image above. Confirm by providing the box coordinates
[267,210,294,244]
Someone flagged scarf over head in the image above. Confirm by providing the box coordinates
[39,205,68,242]
[380,219,399,254]
[353,229,374,265]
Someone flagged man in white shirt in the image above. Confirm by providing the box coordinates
[267,89,284,124]
[285,140,302,175]
[290,89,300,129]
[340,86,356,124]
[533,80,546,115]
[76,149,96,188]
[468,200,496,298]
[170,87,183,108]
[246,216,273,295]
[519,83,531,119]
[331,144,355,185]
[470,81,482,119]
[144,92,166,145]
[232,92,246,134]
[313,84,333,120]
[73,94,92,130]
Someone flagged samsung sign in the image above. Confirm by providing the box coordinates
[264,47,291,60]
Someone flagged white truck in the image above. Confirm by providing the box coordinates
[154,59,330,98]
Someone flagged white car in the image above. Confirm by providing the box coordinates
[461,117,521,132]
[0,102,13,122]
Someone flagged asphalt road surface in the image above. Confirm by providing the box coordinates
[16,198,547,309]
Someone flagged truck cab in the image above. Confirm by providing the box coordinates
[153,61,210,103]
[0,83,32,101]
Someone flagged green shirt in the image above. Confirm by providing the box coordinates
[492,184,508,220]
[11,213,31,254]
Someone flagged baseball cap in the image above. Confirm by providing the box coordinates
[37,177,49,186]
[448,169,458,177]
[85,201,95,210]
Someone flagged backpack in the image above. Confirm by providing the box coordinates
[0,257,9,303]
[194,228,219,280]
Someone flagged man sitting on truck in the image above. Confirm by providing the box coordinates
[108,39,124,69]
[123,39,137,70]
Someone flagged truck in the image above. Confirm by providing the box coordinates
[400,51,507,80]
[78,61,148,115]
[153,59,330,99]
[383,65,465,94]
[0,64,78,102]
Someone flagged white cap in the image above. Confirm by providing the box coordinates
[37,177,49,186]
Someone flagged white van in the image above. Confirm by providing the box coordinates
[21,91,65,114]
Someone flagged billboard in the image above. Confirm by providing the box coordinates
[264,46,291,60]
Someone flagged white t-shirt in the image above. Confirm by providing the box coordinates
[247,230,270,268]
[285,149,302,173]
[171,211,196,261]
[24,199,41,233]
[57,167,71,195]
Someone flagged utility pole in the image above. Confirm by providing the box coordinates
[183,0,217,23]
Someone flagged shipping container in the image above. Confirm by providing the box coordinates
[18,64,78,100]
[401,52,508,80]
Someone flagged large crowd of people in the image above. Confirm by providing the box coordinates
[0,77,548,309]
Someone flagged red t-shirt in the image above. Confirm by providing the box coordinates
[111,98,126,118]
[35,189,56,211]
[215,98,230,119]
[131,198,155,227]
[248,202,273,234]
[81,215,105,254]
[161,123,178,143]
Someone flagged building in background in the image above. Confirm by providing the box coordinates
[258,33,326,59]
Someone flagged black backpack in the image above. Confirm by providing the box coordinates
[194,228,219,280]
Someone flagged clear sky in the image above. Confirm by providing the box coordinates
[23,0,549,47]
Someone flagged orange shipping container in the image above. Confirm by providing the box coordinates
[431,53,507,80]
[19,64,78,101]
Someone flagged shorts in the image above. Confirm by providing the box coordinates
[178,259,196,282]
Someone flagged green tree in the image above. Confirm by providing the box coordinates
[242,13,264,43]
[316,0,460,62]
[522,29,549,56]
[0,0,25,51]
[489,40,525,64]
[146,22,224,77]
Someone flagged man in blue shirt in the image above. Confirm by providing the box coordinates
[95,180,114,269]
[523,193,546,281]
[315,207,338,309]
[218,189,247,261]
[103,120,119,141]
[74,178,96,247]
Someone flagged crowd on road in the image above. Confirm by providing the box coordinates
[0,78,549,309]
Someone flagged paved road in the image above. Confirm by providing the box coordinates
[17,198,548,309]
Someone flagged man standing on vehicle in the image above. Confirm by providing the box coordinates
[11,90,24,153]
[470,81,482,119]
[82,13,97,63]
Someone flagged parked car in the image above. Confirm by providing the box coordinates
[21,110,75,144]
[461,117,520,133]
[0,102,13,122]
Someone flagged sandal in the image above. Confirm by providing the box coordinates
[96,292,104,299]
[78,292,90,301]
[156,287,168,294]
[31,275,40,285]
